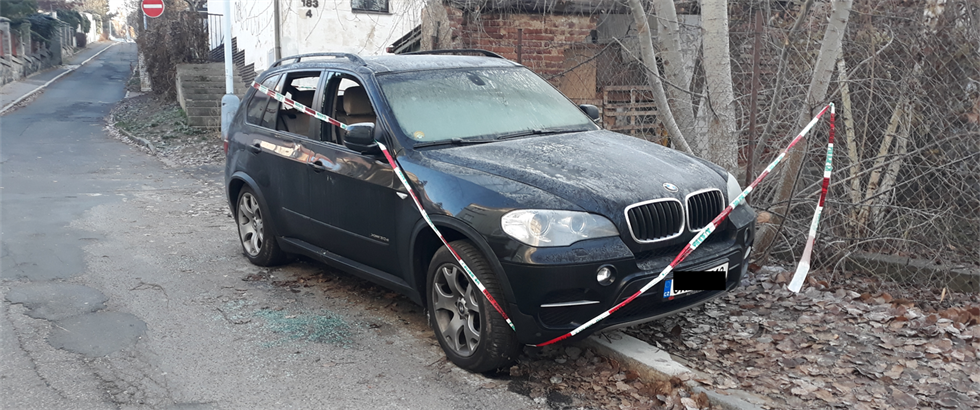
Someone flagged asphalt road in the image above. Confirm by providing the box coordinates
[1,43,540,409]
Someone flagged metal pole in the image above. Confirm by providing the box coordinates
[221,0,240,139]
[746,8,763,193]
[517,29,523,64]
[223,1,234,95]
[273,0,281,60]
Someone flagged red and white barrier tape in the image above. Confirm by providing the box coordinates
[377,142,516,331]
[249,81,516,330]
[532,104,835,346]
[249,80,834,345]
[789,104,836,292]
[252,82,348,130]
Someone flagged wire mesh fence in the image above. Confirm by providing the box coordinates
[735,0,980,294]
[447,0,979,294]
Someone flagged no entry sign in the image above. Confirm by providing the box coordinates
[141,0,165,18]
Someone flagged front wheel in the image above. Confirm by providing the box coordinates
[426,240,520,372]
[235,187,288,266]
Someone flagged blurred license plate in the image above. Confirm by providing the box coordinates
[663,263,728,299]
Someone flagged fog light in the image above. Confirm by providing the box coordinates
[596,266,615,286]
[741,247,753,276]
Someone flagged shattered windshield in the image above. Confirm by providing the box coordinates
[377,67,597,144]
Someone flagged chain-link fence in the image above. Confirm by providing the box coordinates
[731,0,980,293]
[450,0,979,294]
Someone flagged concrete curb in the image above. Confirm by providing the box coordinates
[116,127,157,155]
[579,331,771,410]
[0,43,117,115]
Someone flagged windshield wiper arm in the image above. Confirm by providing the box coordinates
[496,127,583,140]
[413,137,495,148]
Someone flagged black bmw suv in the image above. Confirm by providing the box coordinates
[225,50,755,372]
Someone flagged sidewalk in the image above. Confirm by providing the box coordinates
[0,41,118,111]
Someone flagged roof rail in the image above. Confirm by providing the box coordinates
[270,52,366,68]
[402,49,505,59]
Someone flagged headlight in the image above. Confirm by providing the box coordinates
[726,173,743,204]
[501,210,619,247]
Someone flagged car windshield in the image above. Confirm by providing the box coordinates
[377,67,597,144]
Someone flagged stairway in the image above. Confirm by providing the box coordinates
[175,63,247,128]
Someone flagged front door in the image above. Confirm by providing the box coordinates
[304,73,410,277]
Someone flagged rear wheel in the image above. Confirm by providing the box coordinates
[236,187,288,266]
[427,240,520,372]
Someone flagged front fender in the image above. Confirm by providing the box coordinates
[409,214,518,306]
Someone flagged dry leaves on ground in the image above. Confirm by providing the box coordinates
[110,94,224,168]
[508,345,720,410]
[625,265,980,410]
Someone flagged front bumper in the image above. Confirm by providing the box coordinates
[499,218,754,346]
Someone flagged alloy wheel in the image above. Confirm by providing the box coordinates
[237,192,264,256]
[431,264,482,356]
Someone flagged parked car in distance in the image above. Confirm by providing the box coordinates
[224,50,755,372]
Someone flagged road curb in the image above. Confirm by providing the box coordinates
[0,43,117,115]
[106,112,157,156]
[579,331,770,410]
[116,127,157,155]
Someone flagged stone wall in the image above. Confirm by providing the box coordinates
[0,20,75,87]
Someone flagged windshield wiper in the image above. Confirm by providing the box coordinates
[495,127,586,140]
[413,137,496,148]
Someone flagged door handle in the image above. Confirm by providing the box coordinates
[309,160,327,172]
[248,142,262,153]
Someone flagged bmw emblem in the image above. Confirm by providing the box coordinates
[663,183,679,192]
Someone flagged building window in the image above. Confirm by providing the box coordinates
[352,0,388,13]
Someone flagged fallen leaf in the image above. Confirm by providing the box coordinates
[884,365,905,379]
[775,271,789,284]
[832,382,852,395]
[890,388,919,407]
[814,389,836,403]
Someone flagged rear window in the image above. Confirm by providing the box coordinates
[245,75,282,127]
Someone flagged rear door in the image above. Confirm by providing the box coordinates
[237,73,309,236]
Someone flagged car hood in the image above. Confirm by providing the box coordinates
[416,130,727,221]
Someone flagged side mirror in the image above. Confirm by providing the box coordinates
[579,104,600,121]
[343,123,378,153]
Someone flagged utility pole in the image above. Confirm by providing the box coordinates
[221,0,239,139]
[273,0,281,60]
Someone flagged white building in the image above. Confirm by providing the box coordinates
[208,0,423,75]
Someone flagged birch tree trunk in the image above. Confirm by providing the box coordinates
[652,0,696,142]
[836,57,864,233]
[626,0,694,154]
[855,93,907,228]
[871,100,912,226]
[757,0,854,257]
[699,0,738,174]
[755,0,815,167]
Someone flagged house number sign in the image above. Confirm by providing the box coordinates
[301,0,318,16]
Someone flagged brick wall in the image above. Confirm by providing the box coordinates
[422,5,597,78]
[461,13,597,77]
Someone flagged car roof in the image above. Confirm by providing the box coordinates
[266,52,522,76]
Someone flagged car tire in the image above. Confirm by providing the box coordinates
[426,239,520,373]
[235,187,289,266]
